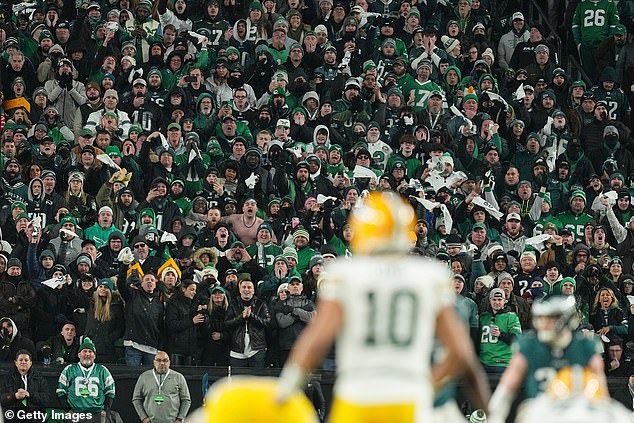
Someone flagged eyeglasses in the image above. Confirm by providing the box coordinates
[133,243,146,249]
[155,358,169,363]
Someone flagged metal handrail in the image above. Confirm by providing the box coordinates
[525,0,593,85]
[526,0,562,64]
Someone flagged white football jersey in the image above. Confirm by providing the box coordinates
[367,141,393,173]
[319,257,454,410]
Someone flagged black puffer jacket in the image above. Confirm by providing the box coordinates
[224,296,271,353]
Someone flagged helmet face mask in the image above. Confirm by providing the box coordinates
[532,296,579,345]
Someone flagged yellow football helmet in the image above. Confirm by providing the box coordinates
[349,192,415,255]
[547,366,607,401]
[202,377,318,423]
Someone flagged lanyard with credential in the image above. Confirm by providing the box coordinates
[153,370,170,404]
[78,364,95,397]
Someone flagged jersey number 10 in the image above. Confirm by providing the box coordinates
[365,290,419,347]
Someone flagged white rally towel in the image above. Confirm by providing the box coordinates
[472,196,504,220]
[411,196,453,234]
[42,275,67,289]
[96,154,121,171]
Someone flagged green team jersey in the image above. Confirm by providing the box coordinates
[555,211,594,243]
[515,332,602,398]
[532,215,563,236]
[57,363,115,413]
[479,310,522,367]
[589,87,630,121]
[246,242,283,271]
[572,0,620,47]
[404,79,443,112]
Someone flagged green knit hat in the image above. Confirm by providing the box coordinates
[463,87,478,103]
[283,246,298,261]
[60,215,77,227]
[11,201,26,211]
[80,337,96,352]
[98,278,115,291]
[569,190,586,204]
[560,276,576,289]
[249,1,264,12]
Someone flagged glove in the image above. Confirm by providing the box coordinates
[473,248,481,260]
[245,172,259,189]
[350,96,363,112]
[282,305,294,314]
[118,247,134,265]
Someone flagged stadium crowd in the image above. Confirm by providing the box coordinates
[1,0,634,417]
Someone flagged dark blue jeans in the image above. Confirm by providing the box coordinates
[125,347,155,366]
[229,350,266,369]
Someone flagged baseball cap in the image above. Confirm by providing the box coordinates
[506,213,521,222]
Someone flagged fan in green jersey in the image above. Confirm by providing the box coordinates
[56,337,116,416]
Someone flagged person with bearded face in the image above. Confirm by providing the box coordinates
[72,82,103,139]
[1,159,28,205]
[56,337,116,417]
[120,78,164,134]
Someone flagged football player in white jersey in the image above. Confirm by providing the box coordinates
[277,191,490,423]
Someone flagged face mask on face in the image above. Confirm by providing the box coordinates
[567,143,581,160]
[228,75,244,89]
[605,133,619,147]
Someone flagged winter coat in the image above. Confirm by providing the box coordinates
[275,294,316,350]
[224,296,271,353]
[0,367,50,422]
[165,294,202,358]
[0,318,35,362]
[84,295,125,362]
[117,269,165,350]
[32,284,72,342]
[497,28,530,69]
[0,277,36,335]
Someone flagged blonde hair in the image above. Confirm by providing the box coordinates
[592,287,619,312]
[93,289,114,322]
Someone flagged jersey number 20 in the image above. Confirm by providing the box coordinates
[365,290,418,347]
